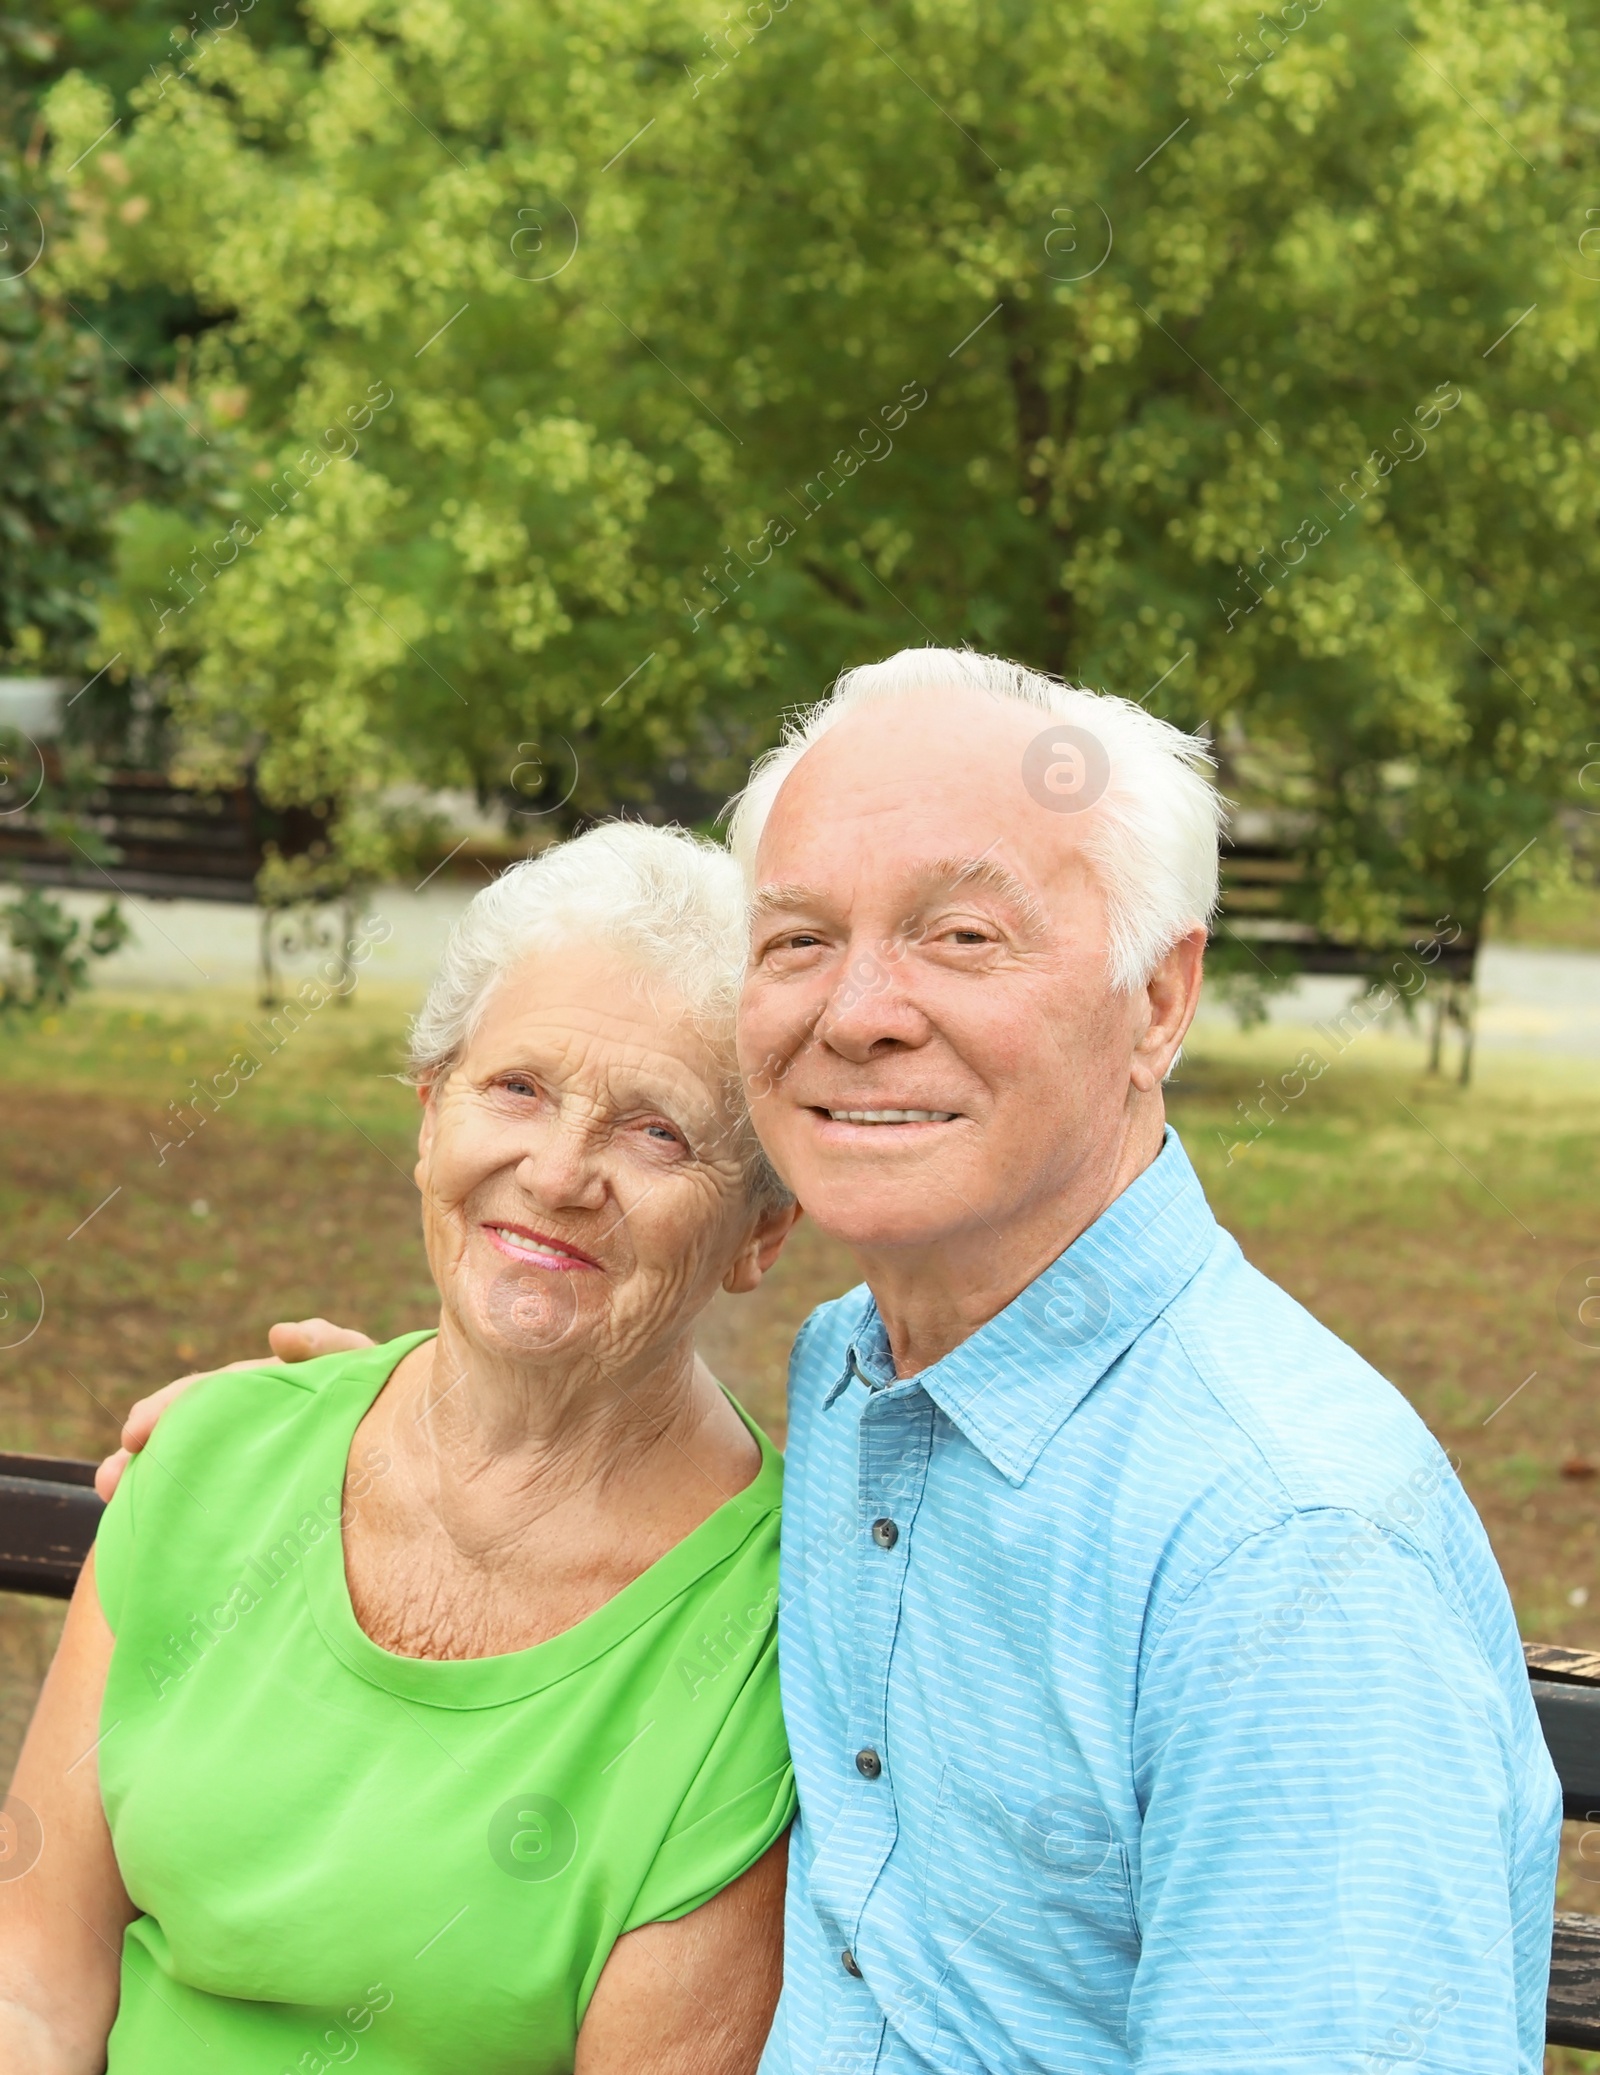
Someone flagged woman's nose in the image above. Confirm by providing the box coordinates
[513,1128,608,1211]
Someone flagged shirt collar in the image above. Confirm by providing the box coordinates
[824,1127,1220,1485]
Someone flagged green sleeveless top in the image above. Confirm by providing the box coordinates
[92,1333,794,2074]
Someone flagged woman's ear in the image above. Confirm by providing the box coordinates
[722,1200,803,1295]
[414,1077,438,1191]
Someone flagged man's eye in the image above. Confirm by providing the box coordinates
[948,929,991,945]
[500,1074,540,1098]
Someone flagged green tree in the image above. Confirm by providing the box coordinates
[0,0,316,1014]
[1,0,313,681]
[40,0,1600,940]
[0,878,128,1016]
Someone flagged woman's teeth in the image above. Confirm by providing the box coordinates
[826,1109,957,1124]
[491,1228,581,1259]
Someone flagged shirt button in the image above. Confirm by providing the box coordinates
[841,1948,862,1978]
[871,1517,899,1549]
[855,1747,883,1780]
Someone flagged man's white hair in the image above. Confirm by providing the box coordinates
[726,646,1225,991]
[409,821,790,1212]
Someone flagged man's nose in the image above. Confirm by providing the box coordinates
[816,947,930,1061]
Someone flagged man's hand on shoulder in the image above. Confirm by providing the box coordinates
[94,1318,376,1502]
[265,1317,376,1366]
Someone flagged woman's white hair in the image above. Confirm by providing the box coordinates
[409,821,790,1212]
[725,647,1225,991]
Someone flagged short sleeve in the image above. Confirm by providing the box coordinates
[89,1451,139,1635]
[1129,1510,1560,2074]
[87,1359,314,1638]
[624,1619,796,1929]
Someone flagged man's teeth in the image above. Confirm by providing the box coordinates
[826,1109,957,1124]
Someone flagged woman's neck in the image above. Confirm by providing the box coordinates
[424,1317,700,1461]
[374,1323,756,1552]
[342,1324,763,1656]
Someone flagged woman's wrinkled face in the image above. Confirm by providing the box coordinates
[416,943,766,1377]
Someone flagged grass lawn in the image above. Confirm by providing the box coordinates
[2,977,1598,2067]
[1492,881,1600,953]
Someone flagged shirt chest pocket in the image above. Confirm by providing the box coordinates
[919,1761,1140,2069]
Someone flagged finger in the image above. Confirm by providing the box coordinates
[115,1355,285,1467]
[120,1373,206,1453]
[267,1318,375,1362]
[94,1449,130,1504]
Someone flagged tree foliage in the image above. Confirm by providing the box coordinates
[37,0,1600,937]
[0,875,128,1016]
[1,0,311,680]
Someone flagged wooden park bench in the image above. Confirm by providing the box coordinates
[0,1452,101,1599]
[0,760,361,1007]
[1217,827,1482,1083]
[0,1452,1594,2042]
[1528,1642,1600,2049]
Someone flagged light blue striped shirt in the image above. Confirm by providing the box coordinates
[761,1129,1559,2074]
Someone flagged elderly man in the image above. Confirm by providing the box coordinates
[726,648,1557,2074]
[108,647,1557,2073]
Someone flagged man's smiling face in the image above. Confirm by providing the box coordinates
[737,683,1170,1257]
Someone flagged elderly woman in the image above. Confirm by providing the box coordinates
[0,824,801,2075]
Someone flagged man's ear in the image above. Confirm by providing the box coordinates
[1130,928,1206,1094]
[722,1200,803,1295]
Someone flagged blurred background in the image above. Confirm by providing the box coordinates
[2,0,1599,2058]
